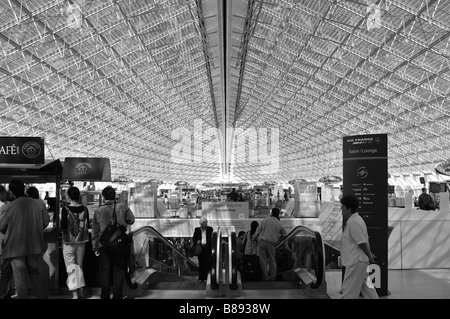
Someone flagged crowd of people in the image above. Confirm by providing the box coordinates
[1,178,381,300]
[0,180,135,299]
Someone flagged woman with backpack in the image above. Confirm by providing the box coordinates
[61,186,90,299]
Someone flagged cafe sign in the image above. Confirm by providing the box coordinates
[0,136,45,165]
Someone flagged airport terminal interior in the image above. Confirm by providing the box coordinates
[1,0,450,300]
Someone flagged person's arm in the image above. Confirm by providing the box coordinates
[279,225,288,242]
[91,211,100,254]
[42,204,50,228]
[0,208,8,234]
[193,228,201,245]
[60,206,68,230]
[125,206,135,225]
[84,205,91,228]
[252,224,262,241]
[358,242,376,263]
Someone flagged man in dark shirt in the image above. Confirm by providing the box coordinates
[227,188,239,202]
[418,188,435,211]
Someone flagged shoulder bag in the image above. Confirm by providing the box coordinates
[189,243,202,257]
[99,202,132,256]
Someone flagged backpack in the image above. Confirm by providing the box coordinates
[62,205,90,243]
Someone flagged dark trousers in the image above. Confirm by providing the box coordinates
[198,246,211,281]
[99,248,126,299]
[0,257,12,299]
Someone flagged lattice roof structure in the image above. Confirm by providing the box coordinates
[1,0,450,185]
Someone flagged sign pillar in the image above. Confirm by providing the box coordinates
[343,134,388,296]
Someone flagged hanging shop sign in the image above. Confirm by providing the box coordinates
[62,157,111,181]
[0,136,45,165]
[435,160,450,176]
[202,201,249,221]
[343,133,388,297]
[318,175,342,185]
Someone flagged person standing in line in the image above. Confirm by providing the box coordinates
[0,179,50,299]
[27,186,49,210]
[192,216,213,282]
[253,208,287,281]
[418,187,435,211]
[0,186,15,299]
[235,231,246,272]
[340,194,379,299]
[242,221,260,280]
[227,188,239,202]
[92,186,135,299]
[26,186,41,200]
[61,186,90,299]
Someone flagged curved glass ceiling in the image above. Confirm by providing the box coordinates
[0,0,449,185]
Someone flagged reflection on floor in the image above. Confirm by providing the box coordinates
[13,268,450,299]
[326,269,450,299]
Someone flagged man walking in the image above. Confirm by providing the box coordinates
[340,194,378,299]
[0,179,50,299]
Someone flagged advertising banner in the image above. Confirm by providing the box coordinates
[294,181,319,217]
[202,201,249,222]
[343,134,388,296]
[62,157,111,181]
[0,136,45,165]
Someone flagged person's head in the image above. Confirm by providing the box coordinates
[422,187,427,193]
[271,207,281,218]
[238,231,246,238]
[250,221,259,234]
[67,186,81,202]
[0,189,14,203]
[102,185,116,200]
[340,194,359,219]
[27,186,40,199]
[199,216,208,228]
[232,188,236,192]
[8,179,25,197]
[0,185,15,203]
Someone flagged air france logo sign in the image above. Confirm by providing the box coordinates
[357,166,368,179]
[0,137,45,165]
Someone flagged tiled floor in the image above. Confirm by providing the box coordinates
[9,268,450,299]
[326,268,450,299]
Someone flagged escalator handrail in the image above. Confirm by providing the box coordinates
[229,231,238,289]
[275,225,320,249]
[210,228,220,289]
[129,225,198,269]
[275,225,325,288]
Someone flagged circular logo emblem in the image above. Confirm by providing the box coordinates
[22,141,42,159]
[357,166,368,179]
[74,162,92,175]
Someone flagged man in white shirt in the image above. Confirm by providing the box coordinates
[340,194,378,299]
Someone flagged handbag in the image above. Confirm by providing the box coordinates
[189,243,202,257]
[99,202,132,256]
[194,244,202,256]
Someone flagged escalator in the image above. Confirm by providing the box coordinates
[124,225,221,297]
[124,224,328,298]
[229,225,329,299]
